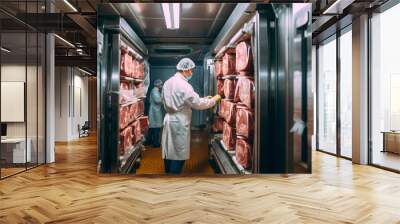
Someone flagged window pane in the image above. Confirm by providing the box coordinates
[371,3,400,171]
[318,37,337,154]
[340,29,352,158]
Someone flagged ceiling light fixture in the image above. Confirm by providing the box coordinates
[172,3,180,29]
[54,34,75,48]
[63,0,78,12]
[1,47,11,53]
[161,3,180,29]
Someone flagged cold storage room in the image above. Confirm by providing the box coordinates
[97,3,312,175]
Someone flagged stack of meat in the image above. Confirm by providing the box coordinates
[234,40,254,169]
[120,47,145,80]
[212,49,239,150]
[119,45,149,156]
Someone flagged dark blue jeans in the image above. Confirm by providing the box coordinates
[147,128,161,147]
[164,159,185,174]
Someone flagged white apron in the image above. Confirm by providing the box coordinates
[161,73,216,160]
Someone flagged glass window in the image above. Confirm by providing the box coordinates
[339,28,352,158]
[318,36,337,154]
[371,3,400,171]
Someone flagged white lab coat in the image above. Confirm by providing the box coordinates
[148,87,163,128]
[161,73,216,160]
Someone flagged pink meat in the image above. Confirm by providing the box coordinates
[234,77,255,109]
[138,116,149,135]
[120,126,132,155]
[222,122,236,150]
[235,136,252,169]
[212,116,224,133]
[121,52,133,77]
[217,79,224,97]
[132,120,142,144]
[236,104,254,139]
[120,81,134,104]
[235,41,253,75]
[215,60,223,77]
[120,105,129,130]
[222,53,236,75]
[223,79,237,100]
[133,60,145,79]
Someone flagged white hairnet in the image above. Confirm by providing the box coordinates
[176,58,195,71]
[154,79,163,86]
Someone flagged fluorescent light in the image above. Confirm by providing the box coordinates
[54,34,75,48]
[1,47,11,53]
[63,0,78,12]
[162,3,172,29]
[78,67,92,76]
[172,3,180,29]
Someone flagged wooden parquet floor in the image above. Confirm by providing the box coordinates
[1,135,400,223]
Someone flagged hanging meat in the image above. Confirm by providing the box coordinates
[236,104,254,139]
[222,52,236,76]
[138,116,149,135]
[135,99,144,118]
[120,81,134,104]
[212,116,224,133]
[120,126,132,155]
[132,120,142,144]
[235,136,252,169]
[121,51,133,77]
[120,105,130,130]
[214,59,223,77]
[235,41,253,75]
[217,79,224,97]
[223,78,237,100]
[133,60,145,80]
[222,122,236,150]
[234,77,255,109]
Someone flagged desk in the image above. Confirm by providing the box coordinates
[382,131,400,154]
[1,138,31,163]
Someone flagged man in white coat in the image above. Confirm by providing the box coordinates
[146,79,163,147]
[161,58,221,174]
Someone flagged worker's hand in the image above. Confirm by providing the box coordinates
[211,94,222,103]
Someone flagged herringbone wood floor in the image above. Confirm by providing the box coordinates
[1,135,400,223]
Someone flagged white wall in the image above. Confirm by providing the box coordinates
[55,67,89,141]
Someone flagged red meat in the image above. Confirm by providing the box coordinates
[235,41,253,75]
[236,104,254,139]
[212,116,224,133]
[121,51,133,77]
[138,116,149,135]
[133,60,145,79]
[223,79,237,100]
[134,82,145,98]
[120,126,133,155]
[132,120,142,144]
[120,81,134,104]
[235,136,252,169]
[222,52,236,75]
[120,105,130,130]
[215,59,223,77]
[135,100,144,118]
[218,99,236,125]
[234,77,255,109]
[222,122,236,150]
[217,79,224,97]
